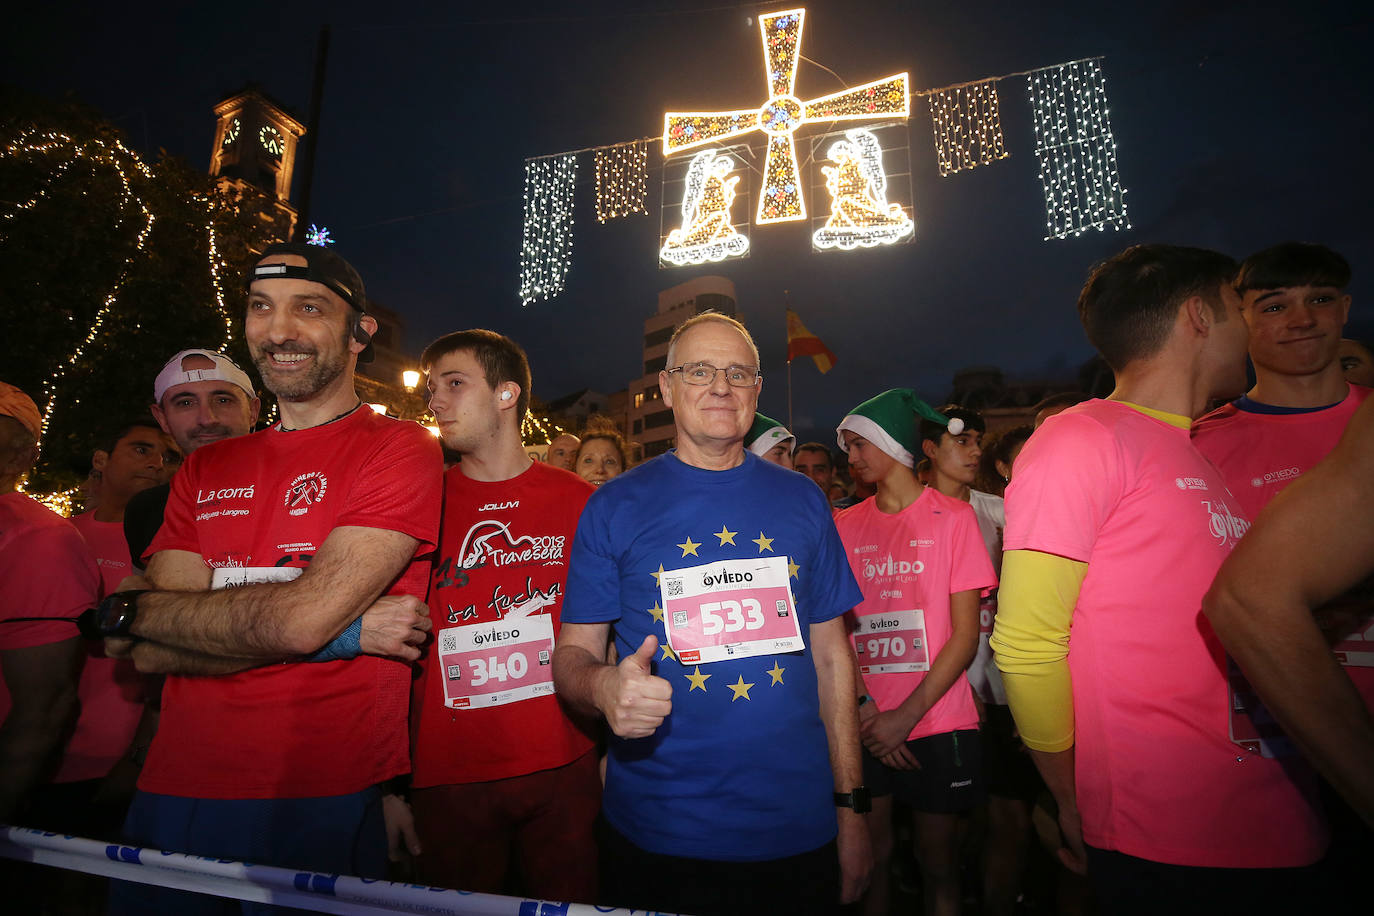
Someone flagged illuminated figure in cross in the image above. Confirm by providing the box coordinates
[660,149,750,267]
[813,129,914,251]
[663,7,909,224]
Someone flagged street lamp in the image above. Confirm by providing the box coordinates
[402,369,421,391]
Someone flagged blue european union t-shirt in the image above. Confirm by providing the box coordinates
[563,450,863,861]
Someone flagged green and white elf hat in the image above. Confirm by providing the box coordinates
[745,412,795,456]
[835,389,963,467]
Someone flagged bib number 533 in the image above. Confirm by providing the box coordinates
[700,598,765,636]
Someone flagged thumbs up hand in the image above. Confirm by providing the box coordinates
[598,634,673,739]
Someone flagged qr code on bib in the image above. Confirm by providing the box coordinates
[666,578,684,597]
[440,632,459,653]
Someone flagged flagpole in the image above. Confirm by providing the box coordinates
[784,290,793,432]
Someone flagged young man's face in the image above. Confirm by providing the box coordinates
[923,428,983,487]
[841,430,898,484]
[760,441,793,469]
[1241,284,1351,378]
[793,448,833,490]
[94,426,180,505]
[426,348,504,455]
[1338,339,1374,388]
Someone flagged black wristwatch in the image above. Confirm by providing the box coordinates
[834,786,872,814]
[78,590,149,640]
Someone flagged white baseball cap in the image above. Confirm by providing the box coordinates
[153,349,256,404]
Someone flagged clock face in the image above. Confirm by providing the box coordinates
[259,124,283,158]
[221,117,240,148]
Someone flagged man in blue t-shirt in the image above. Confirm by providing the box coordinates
[554,312,869,916]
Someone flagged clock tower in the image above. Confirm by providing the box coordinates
[210,86,306,240]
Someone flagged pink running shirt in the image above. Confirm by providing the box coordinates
[836,486,995,740]
[1005,400,1326,868]
[1194,385,1374,708]
[62,512,144,783]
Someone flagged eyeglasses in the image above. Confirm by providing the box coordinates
[666,362,762,388]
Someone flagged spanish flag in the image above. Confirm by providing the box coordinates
[786,309,837,374]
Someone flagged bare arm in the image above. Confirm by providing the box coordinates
[130,527,421,658]
[1203,396,1374,826]
[812,615,872,904]
[0,639,83,820]
[552,623,673,738]
[860,588,980,757]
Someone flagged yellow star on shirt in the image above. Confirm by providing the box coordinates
[685,666,711,692]
[715,524,738,546]
[728,674,755,701]
[766,661,786,685]
[753,531,775,553]
[648,601,664,622]
[787,558,800,578]
[677,536,701,558]
[651,563,666,585]
[660,642,676,662]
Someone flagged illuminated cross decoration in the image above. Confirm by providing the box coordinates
[663,7,909,225]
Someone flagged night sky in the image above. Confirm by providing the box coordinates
[6,1,1371,444]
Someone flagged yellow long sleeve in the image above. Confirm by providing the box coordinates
[990,549,1088,752]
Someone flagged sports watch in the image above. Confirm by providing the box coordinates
[834,786,872,814]
[79,589,149,639]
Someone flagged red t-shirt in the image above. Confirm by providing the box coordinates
[61,512,144,783]
[1006,400,1326,868]
[835,487,996,740]
[1193,385,1374,708]
[411,461,595,786]
[140,407,442,799]
[0,492,97,727]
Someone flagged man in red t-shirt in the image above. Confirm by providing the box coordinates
[90,244,442,914]
[0,383,97,823]
[406,329,600,900]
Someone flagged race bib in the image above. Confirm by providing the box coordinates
[438,597,557,709]
[1227,657,1298,759]
[853,609,929,674]
[660,556,805,665]
[210,567,303,589]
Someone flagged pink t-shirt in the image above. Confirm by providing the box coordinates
[0,492,97,727]
[1194,385,1374,709]
[1005,400,1326,868]
[63,512,145,783]
[836,487,996,740]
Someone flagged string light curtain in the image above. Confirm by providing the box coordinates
[927,79,1009,177]
[518,153,578,305]
[594,140,649,223]
[1027,59,1130,239]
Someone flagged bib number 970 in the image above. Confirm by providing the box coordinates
[700,598,765,636]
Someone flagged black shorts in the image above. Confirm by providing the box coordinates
[862,728,984,813]
[982,703,1044,802]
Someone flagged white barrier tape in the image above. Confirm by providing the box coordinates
[0,826,680,916]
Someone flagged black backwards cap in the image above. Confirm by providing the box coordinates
[247,242,373,363]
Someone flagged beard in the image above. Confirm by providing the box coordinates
[251,336,348,402]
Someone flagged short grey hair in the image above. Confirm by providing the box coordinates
[665,311,760,368]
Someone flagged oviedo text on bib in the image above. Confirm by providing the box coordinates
[659,556,805,665]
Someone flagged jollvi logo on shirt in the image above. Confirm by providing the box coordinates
[284,471,328,516]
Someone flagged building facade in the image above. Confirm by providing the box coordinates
[627,275,739,459]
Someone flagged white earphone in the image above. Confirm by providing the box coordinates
[501,391,512,401]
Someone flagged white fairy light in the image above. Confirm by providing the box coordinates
[517,153,578,305]
[1027,59,1130,240]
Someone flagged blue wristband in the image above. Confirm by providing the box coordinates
[310,616,363,662]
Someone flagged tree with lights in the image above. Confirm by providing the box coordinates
[1,90,280,501]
